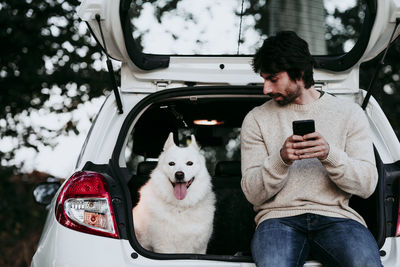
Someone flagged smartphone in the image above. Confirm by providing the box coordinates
[293,119,315,136]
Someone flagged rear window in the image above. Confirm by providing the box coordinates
[126,0,367,56]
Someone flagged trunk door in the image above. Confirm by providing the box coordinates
[77,0,400,93]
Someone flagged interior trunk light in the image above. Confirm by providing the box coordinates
[193,119,224,126]
[55,171,119,239]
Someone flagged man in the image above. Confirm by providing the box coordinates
[240,31,381,267]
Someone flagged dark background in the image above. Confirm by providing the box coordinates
[1,0,400,266]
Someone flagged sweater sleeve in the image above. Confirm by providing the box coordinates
[240,111,291,206]
[320,106,378,199]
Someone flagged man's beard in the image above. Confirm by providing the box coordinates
[269,85,302,106]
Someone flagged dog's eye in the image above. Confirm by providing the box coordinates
[186,161,193,166]
[168,162,175,166]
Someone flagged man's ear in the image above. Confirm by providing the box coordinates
[163,132,176,151]
[296,71,307,88]
[190,135,200,151]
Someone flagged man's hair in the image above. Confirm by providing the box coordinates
[252,31,316,89]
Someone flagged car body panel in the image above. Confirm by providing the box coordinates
[367,95,400,163]
[381,238,400,266]
[362,0,400,62]
[75,93,146,169]
[77,0,128,63]
[32,198,327,266]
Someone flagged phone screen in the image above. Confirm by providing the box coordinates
[292,119,315,136]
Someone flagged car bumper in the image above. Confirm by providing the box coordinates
[32,211,400,267]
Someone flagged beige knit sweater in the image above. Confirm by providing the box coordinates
[241,93,378,227]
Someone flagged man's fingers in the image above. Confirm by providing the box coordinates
[293,140,316,149]
[280,146,300,165]
[298,152,324,159]
[286,132,329,161]
[303,132,320,140]
[295,144,329,160]
[297,146,321,155]
[291,135,304,142]
[293,138,326,149]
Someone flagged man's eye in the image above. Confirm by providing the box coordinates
[186,161,193,166]
[169,162,175,166]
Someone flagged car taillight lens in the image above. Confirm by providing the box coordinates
[55,171,119,239]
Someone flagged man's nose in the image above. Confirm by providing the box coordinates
[263,80,273,94]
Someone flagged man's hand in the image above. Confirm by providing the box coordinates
[293,132,330,160]
[280,132,330,165]
[280,135,303,165]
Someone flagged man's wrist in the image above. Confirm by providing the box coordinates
[318,143,330,161]
[280,148,293,165]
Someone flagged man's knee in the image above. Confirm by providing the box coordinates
[346,258,381,267]
[251,219,309,267]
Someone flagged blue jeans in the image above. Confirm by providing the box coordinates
[251,213,382,267]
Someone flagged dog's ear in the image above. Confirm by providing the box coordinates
[163,132,176,151]
[190,135,200,151]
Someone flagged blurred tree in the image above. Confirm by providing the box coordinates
[0,166,50,266]
[324,0,366,54]
[323,0,400,137]
[0,0,112,166]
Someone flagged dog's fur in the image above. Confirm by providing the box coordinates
[132,133,216,254]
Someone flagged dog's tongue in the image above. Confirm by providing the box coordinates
[173,183,187,200]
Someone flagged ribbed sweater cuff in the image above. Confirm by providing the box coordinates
[320,146,343,167]
[266,151,291,175]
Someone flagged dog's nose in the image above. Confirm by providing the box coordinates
[175,171,185,181]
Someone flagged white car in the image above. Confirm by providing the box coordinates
[32,0,400,266]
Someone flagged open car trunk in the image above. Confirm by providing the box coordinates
[91,86,400,261]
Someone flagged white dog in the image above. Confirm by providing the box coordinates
[132,133,216,254]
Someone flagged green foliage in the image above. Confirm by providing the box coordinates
[325,0,365,54]
[0,0,111,164]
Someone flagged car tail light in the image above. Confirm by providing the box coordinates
[55,171,119,239]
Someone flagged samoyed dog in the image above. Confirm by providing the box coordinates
[132,133,216,254]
